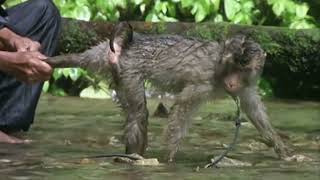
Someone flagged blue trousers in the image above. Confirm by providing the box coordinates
[0,0,61,132]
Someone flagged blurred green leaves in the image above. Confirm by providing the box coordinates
[267,0,316,29]
[224,0,259,24]
[146,0,178,22]
[5,0,318,28]
[79,82,112,99]
[50,0,319,28]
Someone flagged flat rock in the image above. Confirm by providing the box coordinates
[206,157,252,167]
[284,154,313,162]
[113,154,160,166]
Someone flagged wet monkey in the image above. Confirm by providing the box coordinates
[46,22,290,161]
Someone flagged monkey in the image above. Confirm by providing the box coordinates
[46,22,291,161]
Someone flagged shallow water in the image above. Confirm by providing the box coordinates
[0,95,319,180]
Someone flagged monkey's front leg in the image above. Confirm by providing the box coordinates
[166,84,213,162]
[238,87,291,159]
[119,74,149,155]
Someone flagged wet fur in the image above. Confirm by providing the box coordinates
[46,22,290,161]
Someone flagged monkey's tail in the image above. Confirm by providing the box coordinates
[108,22,133,85]
[45,41,111,75]
[109,22,133,53]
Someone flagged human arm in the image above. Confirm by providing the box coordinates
[0,50,52,83]
[0,27,41,52]
[0,27,52,83]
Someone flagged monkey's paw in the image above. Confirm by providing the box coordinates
[284,154,313,162]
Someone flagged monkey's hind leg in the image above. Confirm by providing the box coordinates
[165,84,213,162]
[119,75,149,155]
[239,87,291,159]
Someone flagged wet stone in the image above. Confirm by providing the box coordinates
[206,157,252,167]
[113,154,160,166]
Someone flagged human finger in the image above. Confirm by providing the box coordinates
[29,41,41,51]
[35,60,53,78]
[24,57,51,81]
[32,51,47,60]
[30,66,43,81]
[17,45,28,52]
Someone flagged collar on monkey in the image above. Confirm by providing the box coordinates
[204,95,242,168]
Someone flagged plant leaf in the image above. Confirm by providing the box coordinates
[296,3,309,18]
[224,0,241,19]
[80,85,111,99]
[42,81,50,92]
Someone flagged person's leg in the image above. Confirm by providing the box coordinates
[0,0,61,143]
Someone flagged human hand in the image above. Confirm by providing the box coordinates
[9,36,41,52]
[0,51,52,83]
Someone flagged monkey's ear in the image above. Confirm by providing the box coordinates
[225,34,247,60]
[225,34,246,47]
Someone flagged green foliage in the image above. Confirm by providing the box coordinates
[50,0,319,28]
[267,0,316,29]
[145,0,178,22]
[79,82,112,99]
[224,0,260,24]
[4,0,318,27]
[258,78,273,97]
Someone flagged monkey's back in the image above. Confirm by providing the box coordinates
[120,33,223,92]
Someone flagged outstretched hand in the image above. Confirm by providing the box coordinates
[0,27,53,83]
[0,51,52,83]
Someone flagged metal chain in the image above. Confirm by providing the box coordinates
[204,96,241,168]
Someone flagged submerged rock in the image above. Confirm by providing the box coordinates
[108,136,122,147]
[284,154,313,162]
[206,157,252,167]
[113,153,160,166]
[80,158,95,164]
[246,140,268,151]
[0,159,11,163]
[133,158,160,166]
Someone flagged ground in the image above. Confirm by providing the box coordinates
[0,94,319,180]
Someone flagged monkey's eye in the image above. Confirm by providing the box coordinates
[244,46,264,59]
[246,48,258,54]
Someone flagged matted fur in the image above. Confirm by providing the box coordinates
[47,25,290,161]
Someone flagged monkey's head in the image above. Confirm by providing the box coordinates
[221,35,266,95]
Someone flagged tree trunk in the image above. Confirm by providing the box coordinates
[58,18,320,100]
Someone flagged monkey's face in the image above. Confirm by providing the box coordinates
[222,37,266,95]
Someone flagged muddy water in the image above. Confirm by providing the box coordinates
[0,95,319,180]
